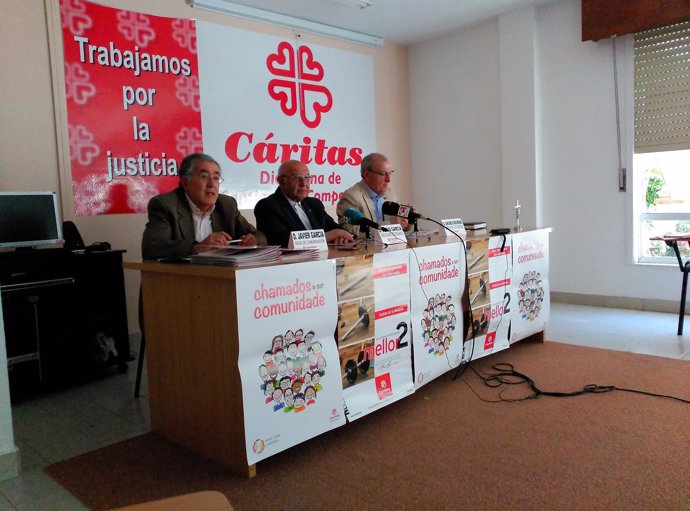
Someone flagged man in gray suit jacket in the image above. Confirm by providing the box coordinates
[142,153,265,260]
[336,152,410,236]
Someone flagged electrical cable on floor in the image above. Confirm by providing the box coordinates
[462,362,690,404]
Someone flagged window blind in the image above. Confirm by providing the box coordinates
[634,21,690,153]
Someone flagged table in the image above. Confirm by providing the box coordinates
[1,248,130,398]
[124,231,547,477]
[650,235,690,335]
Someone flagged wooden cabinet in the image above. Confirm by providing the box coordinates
[0,248,130,399]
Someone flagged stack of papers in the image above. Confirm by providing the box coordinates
[464,221,487,231]
[280,248,325,263]
[190,245,282,267]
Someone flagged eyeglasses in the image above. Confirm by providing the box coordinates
[281,174,312,182]
[366,169,395,178]
[195,170,224,184]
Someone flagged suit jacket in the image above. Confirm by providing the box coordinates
[335,180,403,236]
[254,188,340,247]
[141,187,265,259]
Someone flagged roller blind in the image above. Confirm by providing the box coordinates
[634,21,690,153]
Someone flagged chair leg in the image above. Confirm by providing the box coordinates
[678,271,688,336]
[134,333,146,398]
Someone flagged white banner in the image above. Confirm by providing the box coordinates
[236,260,345,464]
[196,22,376,209]
[337,250,414,421]
[465,235,512,360]
[510,230,550,342]
[409,242,466,388]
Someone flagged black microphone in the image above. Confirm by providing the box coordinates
[381,201,428,222]
[343,208,389,232]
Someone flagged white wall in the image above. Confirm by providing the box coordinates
[409,21,502,226]
[0,305,18,481]
[410,0,680,304]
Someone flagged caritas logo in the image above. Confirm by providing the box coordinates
[266,41,333,129]
[375,373,393,400]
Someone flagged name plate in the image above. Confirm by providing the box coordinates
[288,229,328,251]
[373,224,408,246]
[439,218,466,241]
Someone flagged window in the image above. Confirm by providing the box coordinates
[634,21,690,264]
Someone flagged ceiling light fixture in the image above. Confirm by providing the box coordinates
[328,0,373,8]
[187,0,384,47]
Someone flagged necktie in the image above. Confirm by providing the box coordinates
[295,203,313,230]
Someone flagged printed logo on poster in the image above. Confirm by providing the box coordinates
[196,22,376,209]
[329,407,342,422]
[252,438,265,454]
[484,331,496,350]
[375,374,393,400]
[266,42,333,129]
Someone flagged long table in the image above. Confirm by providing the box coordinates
[124,230,548,477]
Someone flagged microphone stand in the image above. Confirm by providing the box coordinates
[406,218,429,243]
[359,224,375,250]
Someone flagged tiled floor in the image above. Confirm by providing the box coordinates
[1,303,688,510]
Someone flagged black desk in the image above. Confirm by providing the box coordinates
[0,248,130,398]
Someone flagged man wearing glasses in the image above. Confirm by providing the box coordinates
[336,152,409,236]
[142,152,265,259]
[254,160,355,247]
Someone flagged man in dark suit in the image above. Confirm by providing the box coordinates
[254,160,355,247]
[142,152,265,260]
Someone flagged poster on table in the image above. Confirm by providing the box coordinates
[236,260,345,464]
[196,22,376,209]
[464,235,512,360]
[510,230,550,343]
[409,242,466,388]
[336,250,413,421]
[59,0,202,214]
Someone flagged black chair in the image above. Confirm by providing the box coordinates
[134,287,146,398]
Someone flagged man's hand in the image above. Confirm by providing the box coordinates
[396,216,409,230]
[240,233,257,246]
[325,228,355,245]
[201,231,232,246]
[193,231,231,253]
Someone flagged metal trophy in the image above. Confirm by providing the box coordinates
[514,199,523,232]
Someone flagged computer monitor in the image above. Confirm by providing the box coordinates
[0,191,63,249]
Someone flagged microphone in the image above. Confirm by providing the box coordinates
[381,201,428,222]
[343,208,389,232]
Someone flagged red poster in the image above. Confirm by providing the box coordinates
[60,0,202,215]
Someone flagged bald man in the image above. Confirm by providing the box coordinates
[254,160,355,247]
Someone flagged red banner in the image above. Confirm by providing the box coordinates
[60,0,202,215]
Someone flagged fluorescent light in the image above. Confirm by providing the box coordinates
[187,0,384,47]
[329,0,373,8]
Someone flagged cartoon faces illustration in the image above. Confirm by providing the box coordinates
[518,270,544,320]
[258,327,327,414]
[421,291,457,356]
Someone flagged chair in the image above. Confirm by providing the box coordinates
[661,237,690,335]
[134,286,146,398]
[108,490,233,511]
